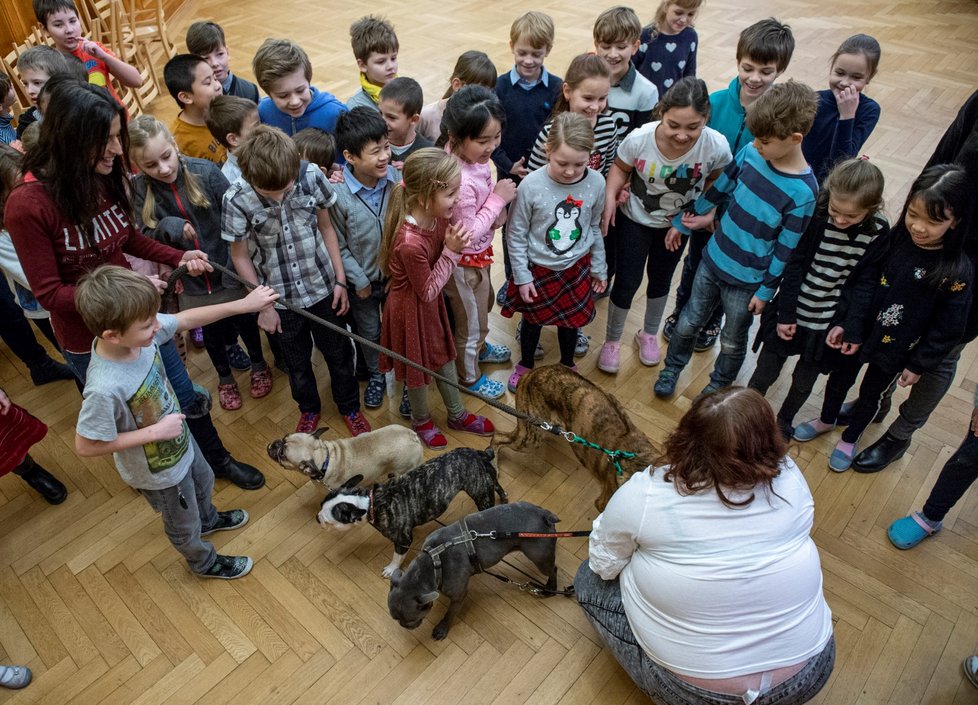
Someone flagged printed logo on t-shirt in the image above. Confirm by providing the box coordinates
[546,196,583,254]
[127,350,189,473]
[630,160,704,215]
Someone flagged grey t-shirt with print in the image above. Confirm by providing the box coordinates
[77,313,193,491]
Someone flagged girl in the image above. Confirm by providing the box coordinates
[633,0,702,98]
[747,158,888,439]
[802,34,882,183]
[378,148,494,449]
[0,385,66,505]
[502,112,608,391]
[527,54,618,178]
[128,115,271,412]
[597,77,731,373]
[793,165,972,472]
[439,85,517,399]
[419,50,497,144]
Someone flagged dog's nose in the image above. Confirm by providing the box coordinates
[266,440,284,459]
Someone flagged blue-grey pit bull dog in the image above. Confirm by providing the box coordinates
[388,502,559,640]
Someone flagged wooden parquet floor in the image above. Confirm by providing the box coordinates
[3,0,978,703]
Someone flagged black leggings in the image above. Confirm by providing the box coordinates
[821,361,898,443]
[519,322,577,368]
[609,212,681,309]
[202,313,264,378]
[748,349,823,425]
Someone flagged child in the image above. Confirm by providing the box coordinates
[13,45,82,139]
[0,385,66,504]
[32,0,142,107]
[379,77,433,163]
[633,0,701,98]
[440,86,517,398]
[419,51,497,143]
[747,158,887,440]
[501,112,608,391]
[185,20,260,103]
[793,165,972,471]
[253,39,348,136]
[223,125,370,436]
[347,15,398,112]
[593,6,659,139]
[663,17,796,350]
[527,54,618,178]
[205,94,260,183]
[74,265,279,579]
[597,78,731,374]
[802,34,882,183]
[654,80,820,398]
[0,74,15,145]
[128,115,272,411]
[331,108,399,409]
[163,54,225,165]
[378,148,495,449]
[293,127,337,177]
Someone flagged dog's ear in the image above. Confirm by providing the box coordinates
[312,427,329,439]
[389,569,403,588]
[343,474,363,488]
[418,591,439,605]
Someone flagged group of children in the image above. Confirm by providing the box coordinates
[0,0,974,587]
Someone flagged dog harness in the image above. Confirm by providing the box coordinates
[423,517,482,588]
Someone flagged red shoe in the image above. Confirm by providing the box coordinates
[218,383,242,410]
[296,411,320,434]
[412,418,447,449]
[447,412,495,436]
[343,410,371,437]
[249,368,273,398]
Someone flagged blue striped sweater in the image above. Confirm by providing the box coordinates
[676,144,818,300]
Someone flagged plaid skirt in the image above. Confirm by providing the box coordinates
[0,403,47,476]
[501,256,595,328]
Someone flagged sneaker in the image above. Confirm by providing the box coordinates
[467,374,505,399]
[249,368,273,398]
[364,374,385,409]
[448,412,495,436]
[887,511,942,550]
[828,443,856,472]
[343,410,371,437]
[507,364,531,393]
[0,665,32,689]
[654,369,678,398]
[190,327,205,348]
[515,320,545,359]
[398,387,411,418]
[201,509,250,536]
[296,411,320,434]
[963,656,978,689]
[227,343,250,371]
[478,342,512,364]
[413,418,447,449]
[634,331,660,366]
[662,313,678,342]
[597,341,621,374]
[218,382,242,411]
[694,323,720,352]
[575,330,590,357]
[697,381,723,399]
[792,419,835,442]
[200,555,253,580]
[496,283,508,307]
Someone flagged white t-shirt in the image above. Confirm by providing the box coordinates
[616,121,731,228]
[588,458,833,679]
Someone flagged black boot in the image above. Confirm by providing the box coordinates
[212,456,266,490]
[28,356,76,386]
[14,455,67,504]
[853,433,911,473]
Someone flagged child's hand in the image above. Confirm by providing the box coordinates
[81,39,105,58]
[898,369,920,388]
[242,284,279,312]
[444,224,471,253]
[258,308,282,334]
[664,228,685,252]
[494,178,517,204]
[331,283,350,315]
[510,157,528,179]
[518,282,537,303]
[356,284,372,299]
[748,296,766,315]
[600,202,616,235]
[591,278,607,294]
[0,389,10,414]
[328,169,345,185]
[826,325,860,354]
[179,250,213,275]
[152,413,186,441]
[834,85,860,120]
[492,209,508,229]
[616,184,631,206]
[182,222,197,241]
[777,323,796,341]
[391,160,405,171]
[681,210,715,232]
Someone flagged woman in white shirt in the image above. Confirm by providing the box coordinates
[576,387,834,705]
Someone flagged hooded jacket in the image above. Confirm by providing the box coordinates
[257,86,348,136]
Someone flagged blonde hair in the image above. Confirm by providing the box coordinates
[252,39,312,93]
[593,6,642,45]
[509,11,555,50]
[553,54,611,116]
[379,148,461,276]
[75,265,161,336]
[546,112,594,155]
[128,115,210,229]
[237,125,301,191]
[649,0,703,36]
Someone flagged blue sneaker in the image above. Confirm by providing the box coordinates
[478,342,512,364]
[468,374,505,400]
[887,512,941,549]
[654,369,678,398]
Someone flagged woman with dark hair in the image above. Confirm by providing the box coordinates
[575,387,834,705]
[5,80,265,490]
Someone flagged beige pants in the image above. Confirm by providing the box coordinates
[443,265,493,387]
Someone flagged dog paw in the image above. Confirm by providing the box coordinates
[382,564,398,578]
[432,622,450,640]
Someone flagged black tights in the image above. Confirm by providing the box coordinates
[519,322,577,368]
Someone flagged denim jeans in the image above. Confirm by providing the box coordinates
[574,562,835,705]
[673,228,724,329]
[662,261,757,387]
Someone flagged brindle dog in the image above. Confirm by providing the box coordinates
[491,365,659,510]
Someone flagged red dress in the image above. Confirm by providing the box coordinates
[380,218,462,388]
[0,403,47,476]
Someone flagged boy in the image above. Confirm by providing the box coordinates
[205,94,260,183]
[379,77,432,164]
[13,45,83,139]
[185,20,260,103]
[74,265,279,580]
[654,80,819,399]
[0,73,14,144]
[253,39,347,136]
[164,53,226,165]
[32,0,142,107]
[293,127,337,177]
[223,125,370,436]
[347,15,399,112]
[593,6,658,140]
[663,17,796,350]
[331,107,400,409]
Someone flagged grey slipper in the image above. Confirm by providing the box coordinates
[0,665,32,689]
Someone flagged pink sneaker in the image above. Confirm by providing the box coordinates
[635,330,660,366]
[597,341,621,373]
[507,364,531,393]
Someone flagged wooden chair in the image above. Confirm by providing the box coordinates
[118,0,176,64]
